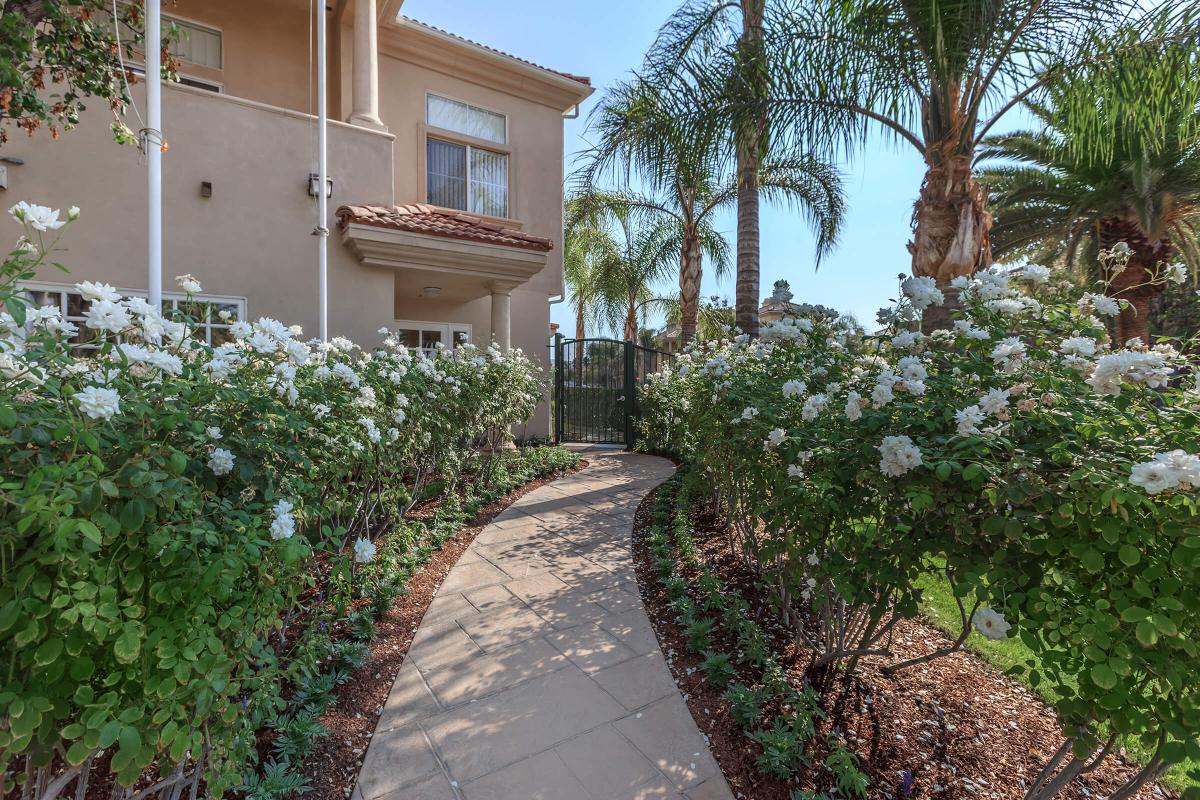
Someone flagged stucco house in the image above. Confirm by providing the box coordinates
[4,0,592,435]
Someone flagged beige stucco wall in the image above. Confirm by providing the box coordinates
[152,0,316,112]
[4,83,396,345]
[374,56,568,299]
[4,7,579,437]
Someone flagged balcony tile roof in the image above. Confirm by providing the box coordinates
[336,204,554,252]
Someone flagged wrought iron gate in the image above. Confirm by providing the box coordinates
[552,336,675,445]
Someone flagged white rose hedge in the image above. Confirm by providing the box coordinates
[0,207,542,795]
[640,270,1200,793]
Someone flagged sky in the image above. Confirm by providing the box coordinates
[403,0,935,334]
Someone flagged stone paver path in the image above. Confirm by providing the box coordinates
[354,447,734,800]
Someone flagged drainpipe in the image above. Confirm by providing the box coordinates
[145,0,163,311]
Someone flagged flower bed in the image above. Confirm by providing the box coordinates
[640,264,1200,798]
[0,205,551,798]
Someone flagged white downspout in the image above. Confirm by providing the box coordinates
[145,0,163,311]
[316,0,329,341]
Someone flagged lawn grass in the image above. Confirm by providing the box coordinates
[915,573,1198,794]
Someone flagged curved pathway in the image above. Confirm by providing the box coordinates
[353,447,734,800]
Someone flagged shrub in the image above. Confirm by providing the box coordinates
[0,205,545,796]
[641,262,1200,795]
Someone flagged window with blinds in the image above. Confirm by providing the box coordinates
[427,138,509,218]
[170,17,222,70]
[105,7,223,71]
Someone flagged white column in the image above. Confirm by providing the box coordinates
[489,281,517,351]
[348,0,385,129]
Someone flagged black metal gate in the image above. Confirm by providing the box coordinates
[551,336,674,445]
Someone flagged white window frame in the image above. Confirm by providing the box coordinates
[425,92,507,144]
[20,281,246,349]
[164,13,224,71]
[110,4,224,91]
[426,136,509,218]
[392,320,473,355]
[125,64,224,94]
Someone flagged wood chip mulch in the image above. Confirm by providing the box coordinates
[630,486,1175,800]
[295,460,585,800]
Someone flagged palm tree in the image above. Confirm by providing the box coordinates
[981,23,1200,344]
[563,194,618,341]
[639,0,775,337]
[579,75,844,342]
[660,0,1190,330]
[568,188,733,342]
[568,191,683,341]
[600,215,677,342]
[662,294,738,343]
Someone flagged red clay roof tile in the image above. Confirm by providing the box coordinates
[336,203,554,252]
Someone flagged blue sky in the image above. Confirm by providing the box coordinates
[404,0,933,333]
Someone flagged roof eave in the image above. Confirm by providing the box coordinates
[384,16,594,111]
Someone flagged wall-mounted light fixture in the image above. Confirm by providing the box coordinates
[421,286,442,298]
[307,173,333,198]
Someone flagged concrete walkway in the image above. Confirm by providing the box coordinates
[353,448,734,800]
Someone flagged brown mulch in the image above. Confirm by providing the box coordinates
[631,487,1174,800]
[295,459,585,800]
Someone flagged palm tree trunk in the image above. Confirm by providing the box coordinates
[1116,295,1153,346]
[679,230,702,346]
[573,301,585,385]
[625,295,638,342]
[910,151,992,333]
[734,0,765,338]
[1100,219,1174,346]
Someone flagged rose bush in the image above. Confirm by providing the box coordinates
[0,205,543,797]
[641,265,1200,797]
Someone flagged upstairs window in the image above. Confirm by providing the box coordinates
[426,94,505,144]
[169,17,223,70]
[425,94,509,219]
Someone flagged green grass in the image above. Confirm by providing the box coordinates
[916,573,1198,793]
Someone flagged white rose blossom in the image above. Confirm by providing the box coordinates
[901,276,944,311]
[270,499,296,540]
[353,537,377,564]
[782,379,806,398]
[972,607,1011,640]
[74,386,121,420]
[208,448,236,476]
[877,435,922,477]
[174,274,203,295]
[9,201,66,231]
[955,405,986,435]
[1129,450,1200,495]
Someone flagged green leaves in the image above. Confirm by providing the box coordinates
[113,626,142,664]
[1090,663,1119,690]
[1118,544,1142,566]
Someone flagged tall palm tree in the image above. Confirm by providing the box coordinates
[579,75,844,342]
[980,23,1200,344]
[639,0,777,337]
[663,0,1191,330]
